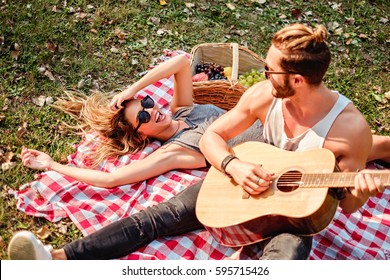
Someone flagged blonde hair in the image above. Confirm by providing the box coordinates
[272,24,331,84]
[53,91,149,166]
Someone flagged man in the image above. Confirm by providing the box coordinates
[199,23,385,258]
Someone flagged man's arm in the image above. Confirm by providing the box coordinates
[199,82,275,195]
[324,104,385,213]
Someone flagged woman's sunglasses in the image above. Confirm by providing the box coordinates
[133,95,155,134]
[264,64,298,80]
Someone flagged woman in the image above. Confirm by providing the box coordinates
[20,54,262,188]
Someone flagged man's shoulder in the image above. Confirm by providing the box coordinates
[240,81,274,105]
[325,102,372,160]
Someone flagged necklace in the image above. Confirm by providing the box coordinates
[172,120,181,136]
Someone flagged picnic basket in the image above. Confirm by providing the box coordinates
[191,43,265,110]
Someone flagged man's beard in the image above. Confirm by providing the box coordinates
[271,77,295,98]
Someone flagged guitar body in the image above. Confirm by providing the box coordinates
[196,141,339,247]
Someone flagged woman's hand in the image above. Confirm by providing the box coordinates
[109,87,135,110]
[21,147,55,170]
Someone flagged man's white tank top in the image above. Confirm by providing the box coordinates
[261,92,351,151]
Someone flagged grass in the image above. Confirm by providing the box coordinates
[0,0,389,259]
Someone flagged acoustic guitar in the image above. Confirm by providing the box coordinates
[195,141,389,247]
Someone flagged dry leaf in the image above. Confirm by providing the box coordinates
[110,46,119,53]
[114,28,128,40]
[1,162,17,171]
[44,70,56,81]
[36,225,51,240]
[159,0,167,5]
[0,114,5,123]
[291,9,302,18]
[0,148,13,164]
[16,123,28,138]
[122,52,129,60]
[149,17,160,25]
[77,79,85,89]
[226,3,235,10]
[32,95,46,106]
[75,12,87,20]
[185,2,195,8]
[10,43,21,60]
[58,223,68,234]
[45,41,57,53]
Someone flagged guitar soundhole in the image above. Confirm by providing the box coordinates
[277,170,302,192]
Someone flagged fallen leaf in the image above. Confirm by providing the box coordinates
[75,12,87,20]
[44,70,56,81]
[10,43,21,60]
[149,17,161,25]
[36,225,51,240]
[57,223,68,234]
[0,114,5,123]
[77,79,85,89]
[226,3,235,10]
[159,0,167,6]
[122,52,129,60]
[1,162,17,171]
[291,9,302,18]
[114,28,128,40]
[185,2,195,8]
[0,148,13,164]
[32,95,46,106]
[46,96,54,105]
[45,41,57,53]
[110,46,119,53]
[157,28,172,36]
[139,38,148,45]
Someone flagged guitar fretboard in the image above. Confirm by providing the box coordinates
[301,172,390,188]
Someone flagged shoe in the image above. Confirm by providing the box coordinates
[8,231,52,260]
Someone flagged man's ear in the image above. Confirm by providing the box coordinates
[293,74,305,87]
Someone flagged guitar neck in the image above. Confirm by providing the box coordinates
[301,172,390,188]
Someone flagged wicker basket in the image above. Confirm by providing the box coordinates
[191,43,265,110]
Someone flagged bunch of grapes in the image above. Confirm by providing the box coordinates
[238,69,265,88]
[195,63,227,80]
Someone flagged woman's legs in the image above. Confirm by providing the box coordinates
[62,181,203,260]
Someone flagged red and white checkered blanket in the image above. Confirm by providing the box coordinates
[13,51,390,260]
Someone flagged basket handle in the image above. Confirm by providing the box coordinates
[230,43,239,82]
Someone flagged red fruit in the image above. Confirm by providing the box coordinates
[192,72,209,82]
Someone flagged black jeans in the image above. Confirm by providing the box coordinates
[63,180,312,260]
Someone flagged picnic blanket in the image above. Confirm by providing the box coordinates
[13,50,390,260]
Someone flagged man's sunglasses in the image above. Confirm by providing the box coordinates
[133,95,155,134]
[264,64,298,80]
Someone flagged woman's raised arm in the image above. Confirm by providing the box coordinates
[110,54,194,113]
